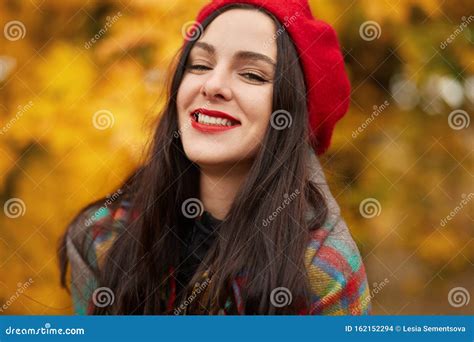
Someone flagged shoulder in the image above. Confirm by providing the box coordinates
[304,214,371,315]
[66,198,129,269]
[65,197,130,314]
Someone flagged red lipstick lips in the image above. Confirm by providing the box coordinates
[190,108,241,133]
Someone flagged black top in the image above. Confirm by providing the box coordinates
[176,211,222,301]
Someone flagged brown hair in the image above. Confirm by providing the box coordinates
[58,3,328,314]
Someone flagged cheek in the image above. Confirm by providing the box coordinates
[177,75,200,113]
[241,86,273,135]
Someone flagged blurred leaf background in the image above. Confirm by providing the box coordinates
[0,0,472,314]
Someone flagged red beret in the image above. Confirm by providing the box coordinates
[188,0,350,155]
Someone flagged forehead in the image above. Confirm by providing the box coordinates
[196,8,277,59]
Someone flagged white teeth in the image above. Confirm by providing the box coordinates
[196,113,237,127]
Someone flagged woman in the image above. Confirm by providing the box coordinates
[58,0,371,315]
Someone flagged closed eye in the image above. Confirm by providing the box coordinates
[188,64,212,71]
[188,64,269,84]
[240,72,268,83]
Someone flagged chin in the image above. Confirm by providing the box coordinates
[183,146,236,166]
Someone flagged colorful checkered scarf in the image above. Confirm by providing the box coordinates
[65,149,371,315]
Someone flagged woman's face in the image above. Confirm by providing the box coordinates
[177,9,277,168]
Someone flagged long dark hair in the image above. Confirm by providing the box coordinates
[58,3,328,314]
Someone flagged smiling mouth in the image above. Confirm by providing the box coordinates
[190,109,241,128]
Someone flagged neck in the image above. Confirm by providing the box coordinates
[199,162,252,220]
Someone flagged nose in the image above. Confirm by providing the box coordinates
[200,66,233,101]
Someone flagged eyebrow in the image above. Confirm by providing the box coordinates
[193,41,276,68]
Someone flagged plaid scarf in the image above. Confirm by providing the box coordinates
[65,150,371,315]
